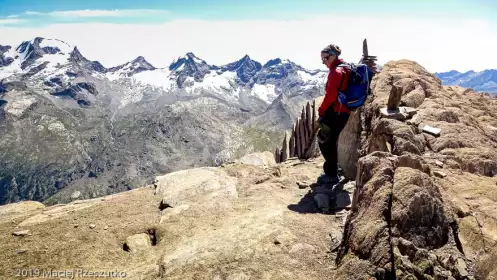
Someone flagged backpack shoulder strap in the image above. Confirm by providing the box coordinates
[338,70,345,92]
[336,64,349,92]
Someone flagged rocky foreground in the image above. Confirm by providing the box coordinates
[0,60,496,280]
[334,60,497,279]
[0,153,350,280]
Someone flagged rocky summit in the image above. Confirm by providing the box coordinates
[0,59,496,279]
[330,60,497,280]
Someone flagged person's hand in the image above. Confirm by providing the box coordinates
[314,116,324,131]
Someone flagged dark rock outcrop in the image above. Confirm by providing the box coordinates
[169,53,213,87]
[0,45,14,67]
[221,55,262,84]
[69,47,106,73]
[107,56,156,77]
[51,82,98,106]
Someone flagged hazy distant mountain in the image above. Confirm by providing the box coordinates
[435,69,497,96]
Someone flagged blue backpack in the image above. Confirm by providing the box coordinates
[336,63,374,110]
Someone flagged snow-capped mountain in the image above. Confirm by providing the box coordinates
[0,37,327,107]
[435,69,497,96]
[169,52,212,82]
[0,37,72,79]
[0,36,328,205]
[107,56,156,79]
[103,52,326,105]
[0,37,106,83]
[220,55,262,84]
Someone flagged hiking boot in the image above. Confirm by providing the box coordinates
[317,174,339,185]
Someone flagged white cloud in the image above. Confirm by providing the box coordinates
[7,15,19,18]
[0,16,496,72]
[0,18,22,24]
[22,9,169,18]
[24,11,43,16]
[50,9,167,17]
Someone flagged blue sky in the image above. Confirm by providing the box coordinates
[0,0,496,72]
[1,0,496,25]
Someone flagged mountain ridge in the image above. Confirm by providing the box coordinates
[435,68,497,95]
[0,36,326,206]
[0,36,322,77]
[1,37,327,107]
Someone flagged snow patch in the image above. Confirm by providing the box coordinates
[106,63,135,81]
[297,70,314,82]
[250,84,277,103]
[4,48,16,59]
[39,39,73,54]
[175,63,185,72]
[199,71,236,91]
[41,53,70,69]
[0,62,22,79]
[106,71,122,81]
[298,70,327,85]
[133,69,175,91]
[192,56,204,64]
[181,70,239,101]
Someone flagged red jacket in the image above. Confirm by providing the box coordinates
[318,58,350,116]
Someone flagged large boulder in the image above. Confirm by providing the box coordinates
[337,110,362,179]
[236,151,277,167]
[337,152,463,279]
[0,201,45,216]
[475,247,497,280]
[154,167,239,213]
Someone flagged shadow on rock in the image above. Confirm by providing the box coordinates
[287,180,353,215]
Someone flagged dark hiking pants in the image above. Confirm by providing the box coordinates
[317,111,350,177]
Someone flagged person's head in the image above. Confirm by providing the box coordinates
[321,44,341,69]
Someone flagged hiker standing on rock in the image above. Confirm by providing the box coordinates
[317,44,350,185]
